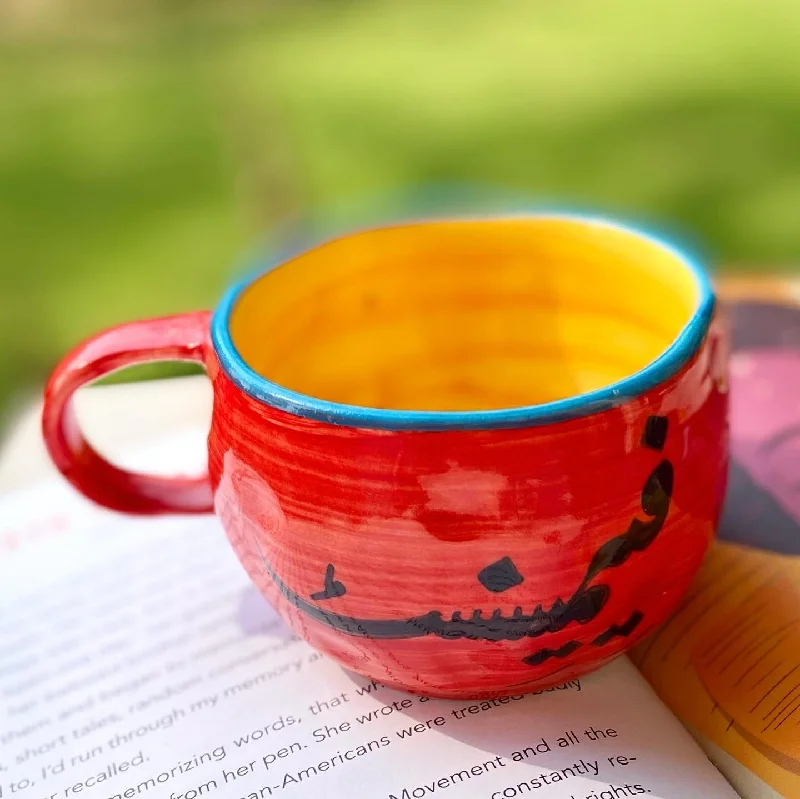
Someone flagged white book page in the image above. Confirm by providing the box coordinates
[0,435,739,799]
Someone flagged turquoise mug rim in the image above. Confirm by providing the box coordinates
[210,211,715,431]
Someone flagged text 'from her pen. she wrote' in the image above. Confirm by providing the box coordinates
[6,673,655,799]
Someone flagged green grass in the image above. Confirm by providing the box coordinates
[2,0,800,420]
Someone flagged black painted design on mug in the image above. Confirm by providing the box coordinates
[522,640,582,667]
[642,415,669,451]
[255,455,673,643]
[477,556,524,593]
[310,564,347,601]
[581,460,673,587]
[251,419,673,645]
[591,610,644,646]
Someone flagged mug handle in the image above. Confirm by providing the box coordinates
[41,311,215,515]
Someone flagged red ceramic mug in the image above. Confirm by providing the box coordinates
[42,214,728,698]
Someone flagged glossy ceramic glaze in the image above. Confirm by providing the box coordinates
[42,214,729,698]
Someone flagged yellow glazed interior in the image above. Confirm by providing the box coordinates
[230,217,701,412]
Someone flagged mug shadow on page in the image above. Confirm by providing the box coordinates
[339,667,678,794]
[237,585,296,640]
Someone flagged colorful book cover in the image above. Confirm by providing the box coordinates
[633,277,800,798]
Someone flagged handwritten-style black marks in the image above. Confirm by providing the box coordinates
[262,555,610,641]
[642,415,669,451]
[310,564,347,601]
[592,610,644,646]
[582,459,673,587]
[478,556,524,593]
[257,451,673,643]
[522,640,582,667]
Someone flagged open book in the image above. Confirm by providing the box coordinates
[1,283,798,799]
[0,443,737,799]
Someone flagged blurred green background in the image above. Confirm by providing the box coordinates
[1,0,799,426]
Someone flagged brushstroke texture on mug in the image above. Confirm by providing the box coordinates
[42,215,728,698]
